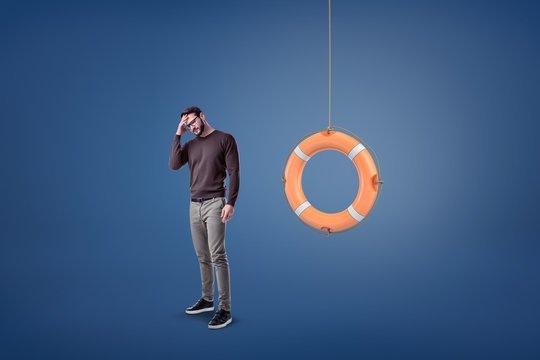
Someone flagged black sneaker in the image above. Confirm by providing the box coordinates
[185,298,214,314]
[208,309,232,329]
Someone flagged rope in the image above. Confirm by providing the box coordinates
[328,0,331,130]
[279,1,384,236]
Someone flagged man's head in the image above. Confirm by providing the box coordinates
[181,106,207,136]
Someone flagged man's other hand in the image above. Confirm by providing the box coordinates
[221,204,234,223]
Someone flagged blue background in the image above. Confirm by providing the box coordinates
[1,0,539,358]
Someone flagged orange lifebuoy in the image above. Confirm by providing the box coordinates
[283,130,380,233]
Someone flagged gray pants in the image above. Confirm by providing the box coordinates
[189,197,231,311]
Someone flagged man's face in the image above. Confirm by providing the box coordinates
[185,114,204,136]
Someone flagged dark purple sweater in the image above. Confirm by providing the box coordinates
[169,130,240,207]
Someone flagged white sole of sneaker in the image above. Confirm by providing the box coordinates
[208,317,232,329]
[185,307,214,315]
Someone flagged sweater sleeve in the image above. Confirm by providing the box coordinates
[224,135,240,206]
[169,134,188,170]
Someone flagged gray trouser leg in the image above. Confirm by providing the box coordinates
[189,197,231,311]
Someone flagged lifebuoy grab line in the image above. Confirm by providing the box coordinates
[281,126,383,236]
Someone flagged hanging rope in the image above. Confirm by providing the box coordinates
[328,0,332,131]
[280,0,384,236]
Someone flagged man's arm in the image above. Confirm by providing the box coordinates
[169,134,188,170]
[169,117,190,170]
[220,134,239,223]
[224,135,240,206]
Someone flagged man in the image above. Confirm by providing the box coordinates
[169,106,239,330]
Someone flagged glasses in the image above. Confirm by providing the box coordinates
[185,116,199,129]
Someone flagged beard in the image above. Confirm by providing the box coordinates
[195,121,206,137]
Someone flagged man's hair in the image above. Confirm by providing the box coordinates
[181,106,203,118]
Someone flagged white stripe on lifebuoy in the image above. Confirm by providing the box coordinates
[295,201,311,216]
[294,146,311,162]
[347,205,364,222]
[347,143,365,160]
